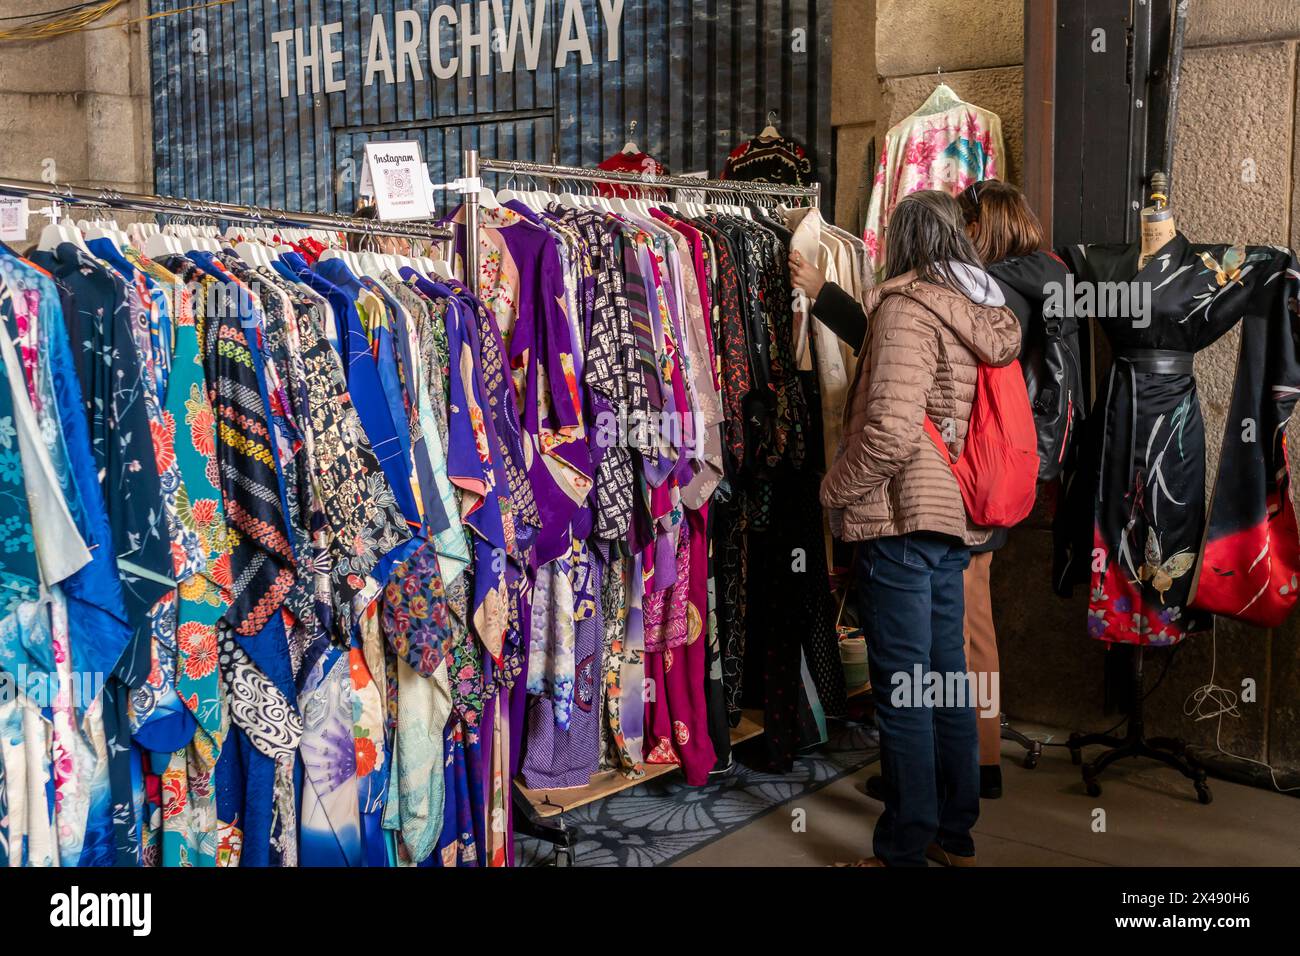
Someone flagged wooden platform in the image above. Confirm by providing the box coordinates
[518,681,871,820]
[519,710,765,819]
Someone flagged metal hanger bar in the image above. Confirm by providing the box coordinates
[0,177,453,240]
[476,157,820,204]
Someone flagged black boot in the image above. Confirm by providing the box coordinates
[980,765,1003,800]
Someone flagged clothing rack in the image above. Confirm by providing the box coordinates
[458,149,821,290]
[0,178,453,241]
[451,150,836,863]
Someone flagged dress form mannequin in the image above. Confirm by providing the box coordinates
[1139,170,1176,270]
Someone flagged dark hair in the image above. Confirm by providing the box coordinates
[348,203,379,252]
[883,190,983,291]
[957,179,1045,264]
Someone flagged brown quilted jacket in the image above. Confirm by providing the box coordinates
[821,271,1022,545]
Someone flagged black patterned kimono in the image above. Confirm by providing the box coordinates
[1059,235,1300,645]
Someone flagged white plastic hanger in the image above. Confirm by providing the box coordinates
[235,238,273,269]
[144,228,183,259]
[127,221,153,248]
[80,217,131,256]
[167,225,197,253]
[38,203,92,254]
[318,246,363,275]
[914,78,964,116]
[358,250,386,278]
[195,224,222,253]
[172,228,199,253]
[621,120,640,155]
[498,170,528,208]
[589,179,614,212]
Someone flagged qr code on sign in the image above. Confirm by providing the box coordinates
[383,167,414,200]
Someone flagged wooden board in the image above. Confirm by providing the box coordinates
[518,683,871,820]
[519,709,765,819]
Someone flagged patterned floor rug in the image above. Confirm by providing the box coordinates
[514,721,880,867]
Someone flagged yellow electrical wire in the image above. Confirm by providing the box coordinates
[0,0,239,42]
[0,0,125,40]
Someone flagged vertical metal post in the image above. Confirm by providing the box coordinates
[1023,0,1057,244]
[463,148,480,288]
[1126,0,1154,244]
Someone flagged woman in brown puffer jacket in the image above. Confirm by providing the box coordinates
[791,190,1021,867]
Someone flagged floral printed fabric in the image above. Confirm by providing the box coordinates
[382,544,452,677]
[25,244,173,661]
[1,183,866,868]
[862,84,1005,275]
[151,262,230,866]
[1059,237,1300,644]
[597,554,644,777]
[452,205,587,567]
[527,538,598,729]
[0,305,38,613]
[284,277,412,645]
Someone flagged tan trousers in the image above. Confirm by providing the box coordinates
[962,551,1002,767]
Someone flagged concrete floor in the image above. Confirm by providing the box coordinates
[675,723,1300,866]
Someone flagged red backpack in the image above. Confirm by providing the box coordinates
[923,360,1038,528]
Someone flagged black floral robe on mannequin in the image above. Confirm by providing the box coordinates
[1059,235,1300,645]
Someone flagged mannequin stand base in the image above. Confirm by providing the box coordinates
[1000,714,1043,769]
[1066,644,1212,804]
[1067,727,1212,804]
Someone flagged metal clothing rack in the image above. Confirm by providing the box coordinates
[0,178,454,241]
[458,149,821,292]
[454,148,823,865]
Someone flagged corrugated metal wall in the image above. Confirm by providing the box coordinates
[149,0,833,217]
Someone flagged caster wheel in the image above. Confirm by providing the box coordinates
[1084,778,1102,798]
[1023,752,1039,770]
[1196,784,1213,805]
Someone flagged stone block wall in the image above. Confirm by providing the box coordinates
[832,0,1024,232]
[0,0,152,241]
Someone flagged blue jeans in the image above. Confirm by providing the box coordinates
[858,533,979,866]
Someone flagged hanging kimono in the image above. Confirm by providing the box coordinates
[1060,236,1300,645]
[862,83,1005,273]
[723,135,815,186]
[151,265,230,867]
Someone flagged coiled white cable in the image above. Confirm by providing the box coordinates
[1183,620,1299,792]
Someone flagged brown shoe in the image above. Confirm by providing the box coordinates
[926,843,977,867]
[831,857,887,867]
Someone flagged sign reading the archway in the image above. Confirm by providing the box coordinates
[271,0,625,98]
